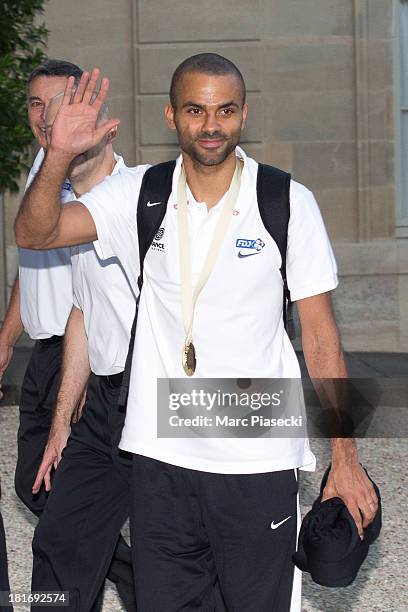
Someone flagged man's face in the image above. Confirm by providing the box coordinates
[165,72,247,167]
[28,75,68,148]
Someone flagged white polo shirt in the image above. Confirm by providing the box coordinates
[19,149,74,339]
[71,155,139,375]
[80,147,338,474]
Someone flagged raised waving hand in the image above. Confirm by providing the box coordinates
[49,68,120,158]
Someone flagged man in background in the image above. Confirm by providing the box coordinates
[0,60,135,611]
[30,91,138,611]
[0,59,83,515]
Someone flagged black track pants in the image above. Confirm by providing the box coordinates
[31,373,135,612]
[15,337,63,516]
[130,455,300,612]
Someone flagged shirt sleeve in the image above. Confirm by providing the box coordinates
[72,291,81,309]
[24,148,45,193]
[286,181,338,302]
[79,165,149,263]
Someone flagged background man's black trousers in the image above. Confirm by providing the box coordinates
[15,339,134,611]
[15,336,63,516]
[31,373,135,612]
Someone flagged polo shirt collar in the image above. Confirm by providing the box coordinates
[112,152,126,174]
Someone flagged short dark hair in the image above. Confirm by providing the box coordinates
[28,59,83,87]
[169,53,246,108]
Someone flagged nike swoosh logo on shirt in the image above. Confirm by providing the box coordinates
[237,251,260,258]
[270,515,292,530]
[146,201,162,207]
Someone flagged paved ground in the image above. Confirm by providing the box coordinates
[0,347,407,610]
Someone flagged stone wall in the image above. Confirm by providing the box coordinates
[2,0,406,351]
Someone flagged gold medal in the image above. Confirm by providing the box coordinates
[183,339,196,376]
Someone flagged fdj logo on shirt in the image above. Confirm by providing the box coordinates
[236,238,265,258]
[152,227,165,252]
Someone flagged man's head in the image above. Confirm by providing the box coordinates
[28,59,83,148]
[45,92,116,182]
[166,53,248,167]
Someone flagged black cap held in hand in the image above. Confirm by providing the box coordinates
[293,465,381,587]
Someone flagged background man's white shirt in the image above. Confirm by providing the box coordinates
[71,155,139,375]
[80,148,338,474]
[19,148,73,339]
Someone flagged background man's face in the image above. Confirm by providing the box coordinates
[27,75,68,148]
[166,72,247,167]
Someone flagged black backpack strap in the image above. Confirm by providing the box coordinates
[118,161,176,408]
[256,163,295,339]
[136,161,177,290]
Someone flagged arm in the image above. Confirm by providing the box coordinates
[32,305,91,493]
[14,68,119,250]
[0,277,23,399]
[297,292,379,538]
[15,154,97,249]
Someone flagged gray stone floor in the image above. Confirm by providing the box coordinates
[1,405,407,611]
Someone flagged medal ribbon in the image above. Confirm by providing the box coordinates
[177,159,242,368]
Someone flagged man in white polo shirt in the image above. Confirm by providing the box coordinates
[15,55,379,611]
[27,92,140,612]
[0,60,135,611]
[0,60,82,514]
